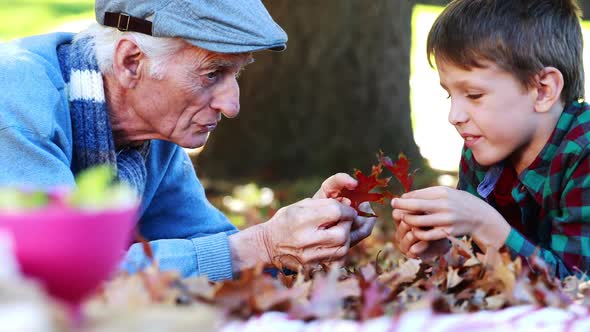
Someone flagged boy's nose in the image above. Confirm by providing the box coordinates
[210,77,240,119]
[448,100,469,125]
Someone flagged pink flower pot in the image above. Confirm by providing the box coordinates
[0,205,138,305]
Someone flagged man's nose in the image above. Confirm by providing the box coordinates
[448,99,469,125]
[210,76,240,119]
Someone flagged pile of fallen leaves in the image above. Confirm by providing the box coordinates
[86,237,590,324]
[86,152,590,324]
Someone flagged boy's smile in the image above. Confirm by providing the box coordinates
[436,59,559,173]
[461,133,482,148]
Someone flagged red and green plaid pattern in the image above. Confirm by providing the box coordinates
[458,101,590,279]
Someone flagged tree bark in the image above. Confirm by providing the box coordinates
[416,0,449,5]
[196,0,420,182]
[579,0,590,19]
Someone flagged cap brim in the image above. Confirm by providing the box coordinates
[267,44,287,52]
[183,39,287,54]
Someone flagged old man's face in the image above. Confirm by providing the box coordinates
[132,46,253,148]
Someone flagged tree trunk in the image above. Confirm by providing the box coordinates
[417,0,449,5]
[579,0,590,19]
[196,0,422,182]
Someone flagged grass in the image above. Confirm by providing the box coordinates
[0,0,94,41]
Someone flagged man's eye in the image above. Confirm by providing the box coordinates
[467,94,483,100]
[206,71,219,79]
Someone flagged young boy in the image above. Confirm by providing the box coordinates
[392,0,588,279]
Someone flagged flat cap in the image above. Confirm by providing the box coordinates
[95,0,287,53]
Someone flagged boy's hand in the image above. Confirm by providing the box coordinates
[392,206,450,260]
[395,219,425,258]
[392,186,511,251]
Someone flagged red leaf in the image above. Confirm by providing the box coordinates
[360,279,388,320]
[341,167,390,217]
[379,152,414,193]
[340,152,416,217]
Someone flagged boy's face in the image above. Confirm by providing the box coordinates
[437,59,543,171]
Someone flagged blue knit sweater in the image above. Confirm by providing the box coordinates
[0,32,238,280]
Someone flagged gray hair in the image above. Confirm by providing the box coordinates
[75,23,186,80]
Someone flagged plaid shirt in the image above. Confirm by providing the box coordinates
[458,101,590,279]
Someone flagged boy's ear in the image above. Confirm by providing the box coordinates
[112,37,145,89]
[534,67,564,113]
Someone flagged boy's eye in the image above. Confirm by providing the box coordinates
[467,94,483,100]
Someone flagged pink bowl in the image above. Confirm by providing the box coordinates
[0,205,137,304]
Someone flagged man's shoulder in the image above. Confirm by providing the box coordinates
[0,33,76,138]
[1,32,74,60]
[0,33,74,89]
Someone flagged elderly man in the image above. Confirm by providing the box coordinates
[0,0,376,280]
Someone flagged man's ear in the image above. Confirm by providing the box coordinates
[534,67,564,113]
[112,37,145,89]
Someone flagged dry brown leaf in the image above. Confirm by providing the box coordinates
[86,223,588,322]
[484,294,507,310]
[379,258,421,287]
[446,268,463,289]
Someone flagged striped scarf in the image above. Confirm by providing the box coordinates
[57,36,148,196]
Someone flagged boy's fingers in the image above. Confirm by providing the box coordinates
[409,240,429,255]
[398,220,411,233]
[399,231,415,253]
[395,221,410,243]
[399,226,424,255]
[412,227,451,241]
[401,212,450,228]
[401,186,450,200]
[392,198,440,214]
[392,208,427,226]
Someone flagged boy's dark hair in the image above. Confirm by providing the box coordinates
[427,0,584,103]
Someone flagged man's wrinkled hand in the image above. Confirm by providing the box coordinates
[313,172,357,202]
[257,197,356,271]
[313,173,376,246]
[350,201,376,246]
